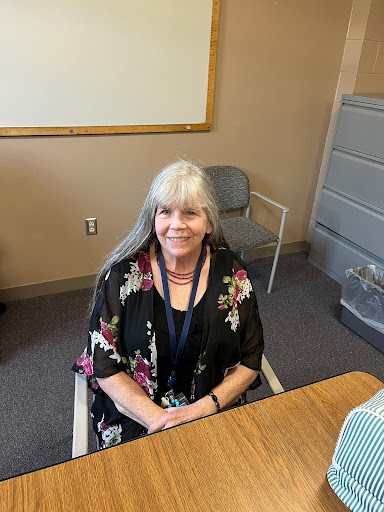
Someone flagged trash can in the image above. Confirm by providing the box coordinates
[340,265,384,354]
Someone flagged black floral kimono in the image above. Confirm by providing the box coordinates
[72,246,264,449]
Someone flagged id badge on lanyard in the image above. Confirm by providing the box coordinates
[157,243,205,407]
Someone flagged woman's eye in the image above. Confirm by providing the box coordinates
[186,210,196,215]
[160,209,170,215]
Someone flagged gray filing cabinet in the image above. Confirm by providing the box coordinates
[308,94,384,283]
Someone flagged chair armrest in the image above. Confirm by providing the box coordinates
[261,355,284,394]
[250,191,289,213]
[247,191,289,246]
[72,372,89,458]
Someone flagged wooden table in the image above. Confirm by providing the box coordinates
[2,371,383,511]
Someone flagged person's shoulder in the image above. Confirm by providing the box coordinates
[106,249,151,280]
[210,244,233,257]
[233,253,247,272]
[210,245,246,270]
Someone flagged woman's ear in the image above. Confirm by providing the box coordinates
[206,222,213,235]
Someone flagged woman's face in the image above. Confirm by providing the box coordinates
[155,204,212,263]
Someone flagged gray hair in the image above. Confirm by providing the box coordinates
[91,159,226,308]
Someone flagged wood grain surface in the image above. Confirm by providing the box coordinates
[1,372,382,511]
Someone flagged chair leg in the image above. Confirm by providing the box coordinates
[267,239,282,294]
[261,354,284,394]
[267,207,287,293]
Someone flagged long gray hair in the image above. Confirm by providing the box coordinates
[91,159,226,309]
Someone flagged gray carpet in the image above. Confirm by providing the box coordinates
[1,251,383,481]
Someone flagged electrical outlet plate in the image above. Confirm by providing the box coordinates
[85,218,97,235]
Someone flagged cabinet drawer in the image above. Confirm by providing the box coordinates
[309,225,384,282]
[326,149,384,210]
[335,104,384,160]
[317,189,384,258]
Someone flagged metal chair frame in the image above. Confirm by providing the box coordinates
[245,191,289,293]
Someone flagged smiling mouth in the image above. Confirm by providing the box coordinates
[167,237,189,241]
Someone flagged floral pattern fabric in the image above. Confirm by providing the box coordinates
[120,252,153,305]
[218,269,253,331]
[72,246,264,448]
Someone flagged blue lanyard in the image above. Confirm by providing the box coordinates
[157,244,205,369]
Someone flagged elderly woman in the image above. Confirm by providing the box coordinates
[73,160,264,449]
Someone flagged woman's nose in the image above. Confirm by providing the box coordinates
[170,210,185,229]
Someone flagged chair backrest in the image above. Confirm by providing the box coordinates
[203,166,250,212]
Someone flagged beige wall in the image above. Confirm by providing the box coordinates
[354,0,384,94]
[0,0,352,296]
[308,0,372,240]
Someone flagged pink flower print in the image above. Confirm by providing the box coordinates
[76,353,86,367]
[134,372,148,388]
[129,351,153,397]
[99,421,109,432]
[136,359,151,379]
[236,269,247,281]
[142,278,153,291]
[83,354,94,376]
[90,381,100,393]
[218,305,225,310]
[76,353,93,375]
[101,325,115,346]
[233,285,240,308]
[137,252,152,275]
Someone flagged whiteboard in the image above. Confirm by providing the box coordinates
[0,0,219,135]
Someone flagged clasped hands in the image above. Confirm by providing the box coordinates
[148,397,216,434]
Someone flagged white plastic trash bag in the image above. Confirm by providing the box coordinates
[340,265,384,335]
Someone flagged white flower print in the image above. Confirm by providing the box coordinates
[225,309,240,332]
[97,414,122,449]
[240,277,252,299]
[147,321,158,395]
[90,329,121,363]
[129,349,155,399]
[120,261,143,305]
[220,270,253,332]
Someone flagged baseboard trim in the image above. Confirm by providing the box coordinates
[243,240,310,260]
[0,241,310,301]
[0,274,97,302]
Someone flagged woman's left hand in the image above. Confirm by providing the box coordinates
[147,398,215,434]
[148,365,258,434]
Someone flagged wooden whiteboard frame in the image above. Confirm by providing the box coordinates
[1,0,220,137]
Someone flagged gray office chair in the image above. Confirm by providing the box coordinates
[204,166,289,293]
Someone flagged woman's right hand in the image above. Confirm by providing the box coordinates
[147,396,216,434]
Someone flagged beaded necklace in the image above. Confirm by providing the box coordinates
[155,242,207,285]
